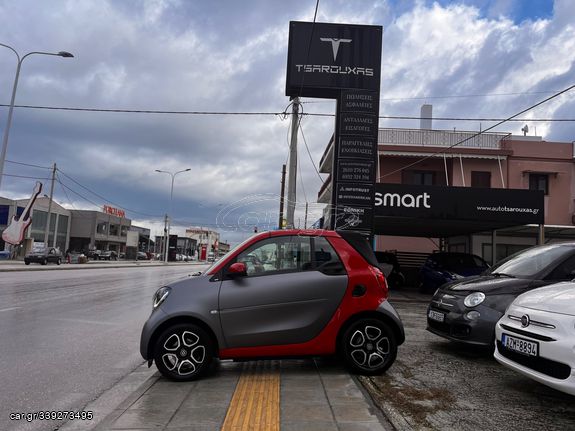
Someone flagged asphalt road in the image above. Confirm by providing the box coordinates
[0,265,207,431]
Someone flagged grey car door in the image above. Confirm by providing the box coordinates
[218,236,348,348]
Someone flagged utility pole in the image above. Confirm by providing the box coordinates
[286,98,299,228]
[43,163,56,247]
[304,202,308,229]
[278,164,286,229]
[163,213,168,263]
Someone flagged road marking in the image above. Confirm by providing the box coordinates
[221,360,280,431]
[0,307,21,312]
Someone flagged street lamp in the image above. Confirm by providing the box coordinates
[155,168,191,263]
[0,43,74,191]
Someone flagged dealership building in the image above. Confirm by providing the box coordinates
[318,107,575,263]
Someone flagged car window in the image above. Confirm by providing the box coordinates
[489,245,574,277]
[314,237,346,275]
[236,236,312,277]
[545,254,575,280]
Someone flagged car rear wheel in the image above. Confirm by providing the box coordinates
[42,258,48,265]
[154,324,213,382]
[341,318,397,375]
[56,258,61,265]
[25,260,30,265]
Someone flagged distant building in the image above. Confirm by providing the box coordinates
[185,227,220,260]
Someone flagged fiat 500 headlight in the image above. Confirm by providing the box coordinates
[464,292,485,307]
[153,286,171,309]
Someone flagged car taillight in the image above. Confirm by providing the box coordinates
[369,265,388,298]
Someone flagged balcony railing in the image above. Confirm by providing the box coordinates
[378,128,510,149]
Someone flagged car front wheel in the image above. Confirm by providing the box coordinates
[42,258,48,265]
[341,318,397,375]
[154,324,213,382]
[57,258,61,265]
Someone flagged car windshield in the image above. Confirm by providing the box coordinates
[487,245,573,277]
[203,234,257,273]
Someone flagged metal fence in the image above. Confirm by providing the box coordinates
[378,128,510,149]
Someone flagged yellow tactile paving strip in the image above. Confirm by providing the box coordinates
[221,360,280,431]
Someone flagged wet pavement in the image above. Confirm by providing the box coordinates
[77,359,393,431]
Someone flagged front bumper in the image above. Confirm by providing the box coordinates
[426,300,503,347]
[494,307,575,396]
[140,307,168,360]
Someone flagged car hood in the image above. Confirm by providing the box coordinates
[513,283,575,316]
[443,275,532,294]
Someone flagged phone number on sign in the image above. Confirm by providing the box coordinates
[10,411,93,422]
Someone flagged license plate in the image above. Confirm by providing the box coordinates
[501,333,538,357]
[428,309,445,322]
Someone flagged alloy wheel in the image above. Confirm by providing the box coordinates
[154,324,213,381]
[342,319,397,375]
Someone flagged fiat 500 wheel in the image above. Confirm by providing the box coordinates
[341,318,397,375]
[154,324,213,381]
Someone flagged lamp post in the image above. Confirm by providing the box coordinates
[0,43,74,191]
[155,168,191,263]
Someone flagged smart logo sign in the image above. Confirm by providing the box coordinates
[374,184,544,224]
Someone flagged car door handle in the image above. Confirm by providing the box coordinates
[352,284,367,297]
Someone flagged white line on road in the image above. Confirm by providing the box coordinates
[0,307,21,312]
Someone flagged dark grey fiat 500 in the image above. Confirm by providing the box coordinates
[427,243,575,346]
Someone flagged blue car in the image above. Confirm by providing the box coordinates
[419,252,489,293]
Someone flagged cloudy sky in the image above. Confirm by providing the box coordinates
[0,0,573,244]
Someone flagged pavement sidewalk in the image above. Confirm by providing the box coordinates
[61,359,394,431]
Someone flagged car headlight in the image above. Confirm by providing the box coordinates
[464,292,485,307]
[153,286,171,309]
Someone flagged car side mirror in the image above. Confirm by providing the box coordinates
[227,262,247,278]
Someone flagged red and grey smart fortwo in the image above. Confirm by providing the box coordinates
[140,230,404,381]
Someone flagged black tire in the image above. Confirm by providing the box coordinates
[341,318,397,375]
[56,258,61,265]
[25,260,30,265]
[42,258,48,265]
[154,324,213,382]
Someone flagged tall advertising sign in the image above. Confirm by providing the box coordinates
[286,21,382,235]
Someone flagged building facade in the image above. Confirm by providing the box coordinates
[318,110,575,263]
[68,209,131,253]
[1,196,71,254]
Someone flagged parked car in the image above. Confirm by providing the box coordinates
[375,251,405,289]
[100,250,118,261]
[24,247,62,265]
[85,249,102,260]
[140,230,405,381]
[420,252,489,293]
[426,243,575,347]
[494,282,575,395]
[137,252,149,260]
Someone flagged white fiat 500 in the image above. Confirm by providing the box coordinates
[494,282,575,396]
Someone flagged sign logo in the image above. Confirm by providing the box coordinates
[320,38,352,61]
[521,314,530,328]
[375,192,431,209]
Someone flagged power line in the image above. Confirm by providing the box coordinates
[55,171,76,209]
[299,115,324,184]
[56,168,162,218]
[379,83,575,180]
[1,173,50,180]
[5,160,52,169]
[56,179,102,209]
[1,103,573,122]
[303,90,561,103]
